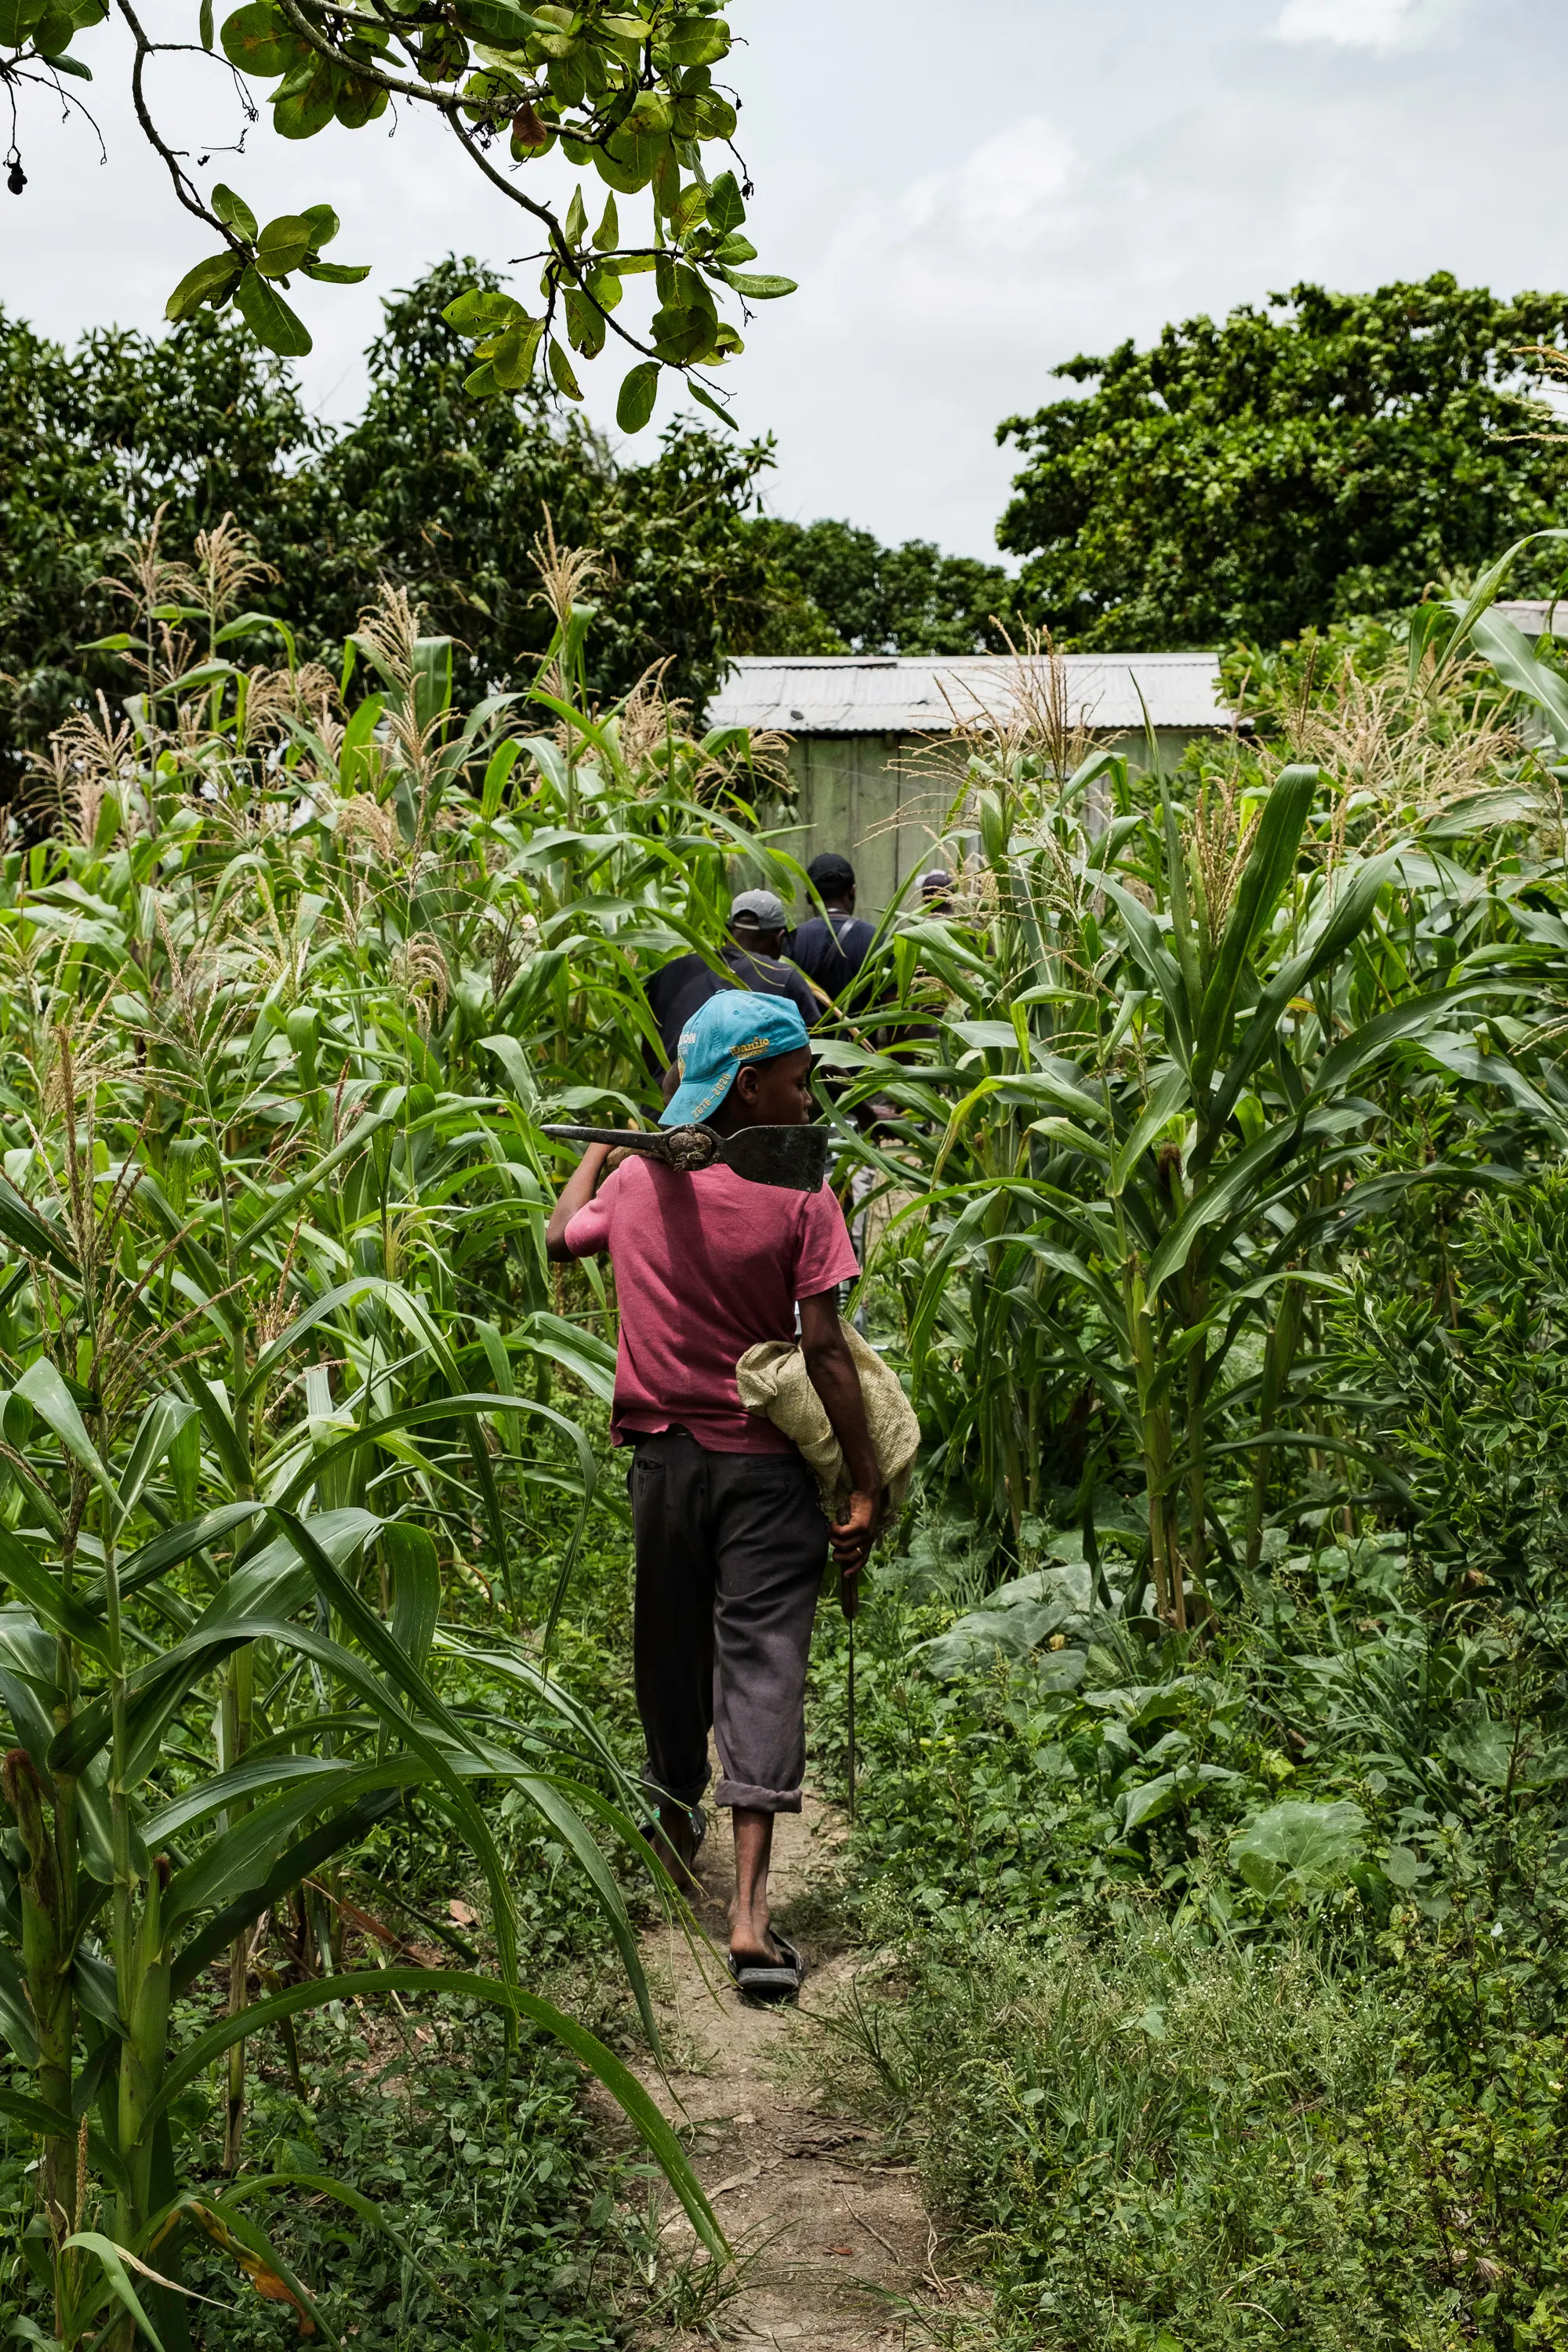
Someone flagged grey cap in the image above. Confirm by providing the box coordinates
[731,887,789,929]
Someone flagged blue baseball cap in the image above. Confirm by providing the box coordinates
[659,990,811,1128]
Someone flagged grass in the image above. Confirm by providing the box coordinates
[798,1517,1568,2352]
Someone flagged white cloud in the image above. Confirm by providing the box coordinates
[902,118,1076,242]
[1,0,1561,561]
[1275,0,1456,51]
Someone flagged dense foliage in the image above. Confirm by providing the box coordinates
[7,498,1568,2347]
[778,540,1568,2347]
[997,274,1568,649]
[0,521,781,2346]
[0,266,784,784]
[744,516,1014,656]
[2,0,789,419]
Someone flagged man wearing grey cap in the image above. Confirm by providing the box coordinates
[644,889,819,1066]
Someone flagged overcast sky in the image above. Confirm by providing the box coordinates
[4,0,1564,557]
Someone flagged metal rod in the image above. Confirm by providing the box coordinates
[847,1613,856,1824]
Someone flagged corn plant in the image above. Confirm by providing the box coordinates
[0,528,766,2344]
[830,624,1566,1622]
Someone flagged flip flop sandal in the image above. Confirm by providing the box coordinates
[639,1806,706,1871]
[728,1932,805,2006]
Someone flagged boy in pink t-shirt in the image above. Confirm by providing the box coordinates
[546,992,883,2002]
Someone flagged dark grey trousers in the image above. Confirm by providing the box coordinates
[628,1432,828,1814]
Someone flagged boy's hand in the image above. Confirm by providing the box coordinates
[831,1486,884,1616]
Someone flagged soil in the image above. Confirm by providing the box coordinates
[627,1774,950,2350]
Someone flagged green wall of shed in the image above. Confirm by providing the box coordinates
[742,728,1215,916]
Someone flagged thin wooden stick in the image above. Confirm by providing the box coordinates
[847,1613,857,1822]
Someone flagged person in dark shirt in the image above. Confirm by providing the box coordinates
[644,889,820,1065]
[788,854,878,1014]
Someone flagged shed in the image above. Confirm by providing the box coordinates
[707,652,1235,914]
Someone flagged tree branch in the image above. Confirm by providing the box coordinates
[114,0,240,245]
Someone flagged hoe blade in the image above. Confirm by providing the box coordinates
[539,1122,831,1192]
[716,1124,832,1192]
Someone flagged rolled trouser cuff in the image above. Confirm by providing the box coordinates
[713,1773,803,1813]
[642,1764,710,1812]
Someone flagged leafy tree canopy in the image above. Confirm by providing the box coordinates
[997,274,1568,650]
[2,1,787,422]
[744,517,1014,656]
[0,259,782,779]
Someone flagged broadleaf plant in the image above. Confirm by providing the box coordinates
[3,0,789,417]
[0,515,783,2344]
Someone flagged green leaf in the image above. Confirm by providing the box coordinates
[334,74,387,125]
[671,178,708,237]
[564,181,587,245]
[1110,1065,1190,1194]
[450,0,531,38]
[199,0,212,44]
[299,198,339,246]
[1209,848,1403,1134]
[114,1392,200,1531]
[615,358,659,433]
[658,12,727,61]
[0,2084,74,2141]
[564,285,607,358]
[1193,764,1318,1085]
[210,181,258,239]
[651,303,715,363]
[0,1524,103,1656]
[220,0,296,74]
[60,2234,169,2352]
[443,286,521,332]
[144,1967,727,2258]
[490,314,546,390]
[254,210,314,276]
[0,1174,74,1276]
[234,264,312,354]
[385,1521,440,1674]
[548,336,584,399]
[586,260,622,314]
[687,379,735,430]
[271,61,336,136]
[592,190,619,248]
[215,2171,430,2281]
[706,167,744,233]
[16,1356,114,1501]
[165,251,244,323]
[719,268,796,299]
[0,0,45,42]
[302,259,371,283]
[1230,1800,1367,1893]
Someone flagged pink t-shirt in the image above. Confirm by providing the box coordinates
[563,1156,860,1453]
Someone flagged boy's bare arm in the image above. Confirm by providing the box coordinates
[545,1142,612,1261]
[799,1289,884,1602]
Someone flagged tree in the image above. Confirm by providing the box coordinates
[0,263,782,783]
[742,517,1014,655]
[1,0,789,421]
[0,304,321,760]
[997,274,1568,651]
[289,259,783,702]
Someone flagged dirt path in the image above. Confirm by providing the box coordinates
[630,1777,938,2349]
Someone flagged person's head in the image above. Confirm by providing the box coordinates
[807,851,856,913]
[920,866,955,912]
[728,887,789,960]
[659,991,815,1133]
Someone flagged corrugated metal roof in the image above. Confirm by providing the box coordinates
[706,652,1232,735]
[1495,601,1568,638]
